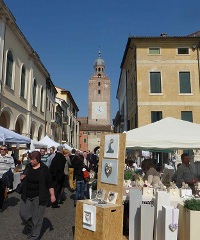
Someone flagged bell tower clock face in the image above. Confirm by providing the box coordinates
[92,102,107,119]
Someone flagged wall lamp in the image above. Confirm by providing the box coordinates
[192,43,200,50]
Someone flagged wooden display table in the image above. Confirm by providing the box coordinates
[74,200,123,240]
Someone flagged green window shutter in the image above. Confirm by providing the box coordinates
[150,72,161,93]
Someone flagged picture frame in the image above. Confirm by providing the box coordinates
[83,204,96,231]
[104,134,119,159]
[101,159,118,185]
[107,191,118,204]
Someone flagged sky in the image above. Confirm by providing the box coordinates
[3,0,200,120]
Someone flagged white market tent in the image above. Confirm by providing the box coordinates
[38,135,60,148]
[126,117,200,150]
[0,126,31,144]
[62,143,72,151]
[30,139,48,151]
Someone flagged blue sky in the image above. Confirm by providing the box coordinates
[4,0,200,120]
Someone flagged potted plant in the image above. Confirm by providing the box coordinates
[124,169,135,181]
[183,197,200,239]
[124,169,135,188]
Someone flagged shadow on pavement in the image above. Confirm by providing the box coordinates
[70,194,75,200]
[4,196,20,210]
[72,226,75,237]
[39,217,54,239]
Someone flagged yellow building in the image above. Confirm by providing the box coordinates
[0,1,57,140]
[120,33,200,129]
[55,87,79,149]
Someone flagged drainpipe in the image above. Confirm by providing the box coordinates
[193,43,200,91]
[0,22,6,97]
[45,77,50,136]
[197,45,200,91]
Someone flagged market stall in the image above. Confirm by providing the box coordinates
[0,126,31,190]
[38,135,60,148]
[74,133,126,240]
[30,139,48,150]
[125,117,200,240]
[0,126,31,145]
[126,117,200,150]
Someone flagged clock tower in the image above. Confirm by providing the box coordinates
[88,51,111,125]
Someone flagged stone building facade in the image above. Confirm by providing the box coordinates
[56,87,79,149]
[0,1,80,151]
[0,1,57,141]
[115,32,200,163]
[116,33,200,130]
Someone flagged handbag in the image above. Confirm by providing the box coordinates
[2,168,14,189]
[82,167,90,182]
[15,182,23,194]
[15,168,28,194]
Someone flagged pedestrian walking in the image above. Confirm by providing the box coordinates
[49,146,66,208]
[0,145,15,214]
[40,148,49,165]
[73,154,88,206]
[19,151,55,240]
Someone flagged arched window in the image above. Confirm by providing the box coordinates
[20,65,26,98]
[98,82,100,86]
[33,79,37,107]
[5,50,13,88]
[40,87,44,112]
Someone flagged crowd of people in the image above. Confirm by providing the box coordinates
[126,153,198,191]
[0,145,98,240]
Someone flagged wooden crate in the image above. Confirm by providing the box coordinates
[74,200,123,240]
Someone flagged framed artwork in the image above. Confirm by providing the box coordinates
[101,159,118,185]
[83,204,96,231]
[95,189,106,200]
[107,191,118,204]
[104,134,119,159]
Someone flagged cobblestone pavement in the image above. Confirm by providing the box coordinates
[0,188,76,240]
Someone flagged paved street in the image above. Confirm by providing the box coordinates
[0,188,76,240]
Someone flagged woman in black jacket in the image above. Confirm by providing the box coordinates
[19,151,55,240]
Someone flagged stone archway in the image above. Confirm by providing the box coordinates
[38,125,44,141]
[0,110,11,128]
[30,122,36,140]
[15,117,24,134]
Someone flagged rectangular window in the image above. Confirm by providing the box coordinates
[181,111,193,122]
[83,138,87,143]
[150,72,161,93]
[179,72,191,93]
[98,90,101,94]
[178,48,189,54]
[97,132,101,138]
[151,111,162,123]
[149,48,160,55]
[83,131,87,134]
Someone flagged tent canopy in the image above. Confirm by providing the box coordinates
[126,117,200,150]
[0,126,31,144]
[62,143,72,151]
[38,135,60,148]
[30,140,48,150]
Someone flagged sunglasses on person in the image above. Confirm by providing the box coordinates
[1,148,6,151]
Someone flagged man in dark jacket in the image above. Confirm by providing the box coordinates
[73,154,90,206]
[49,146,66,208]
